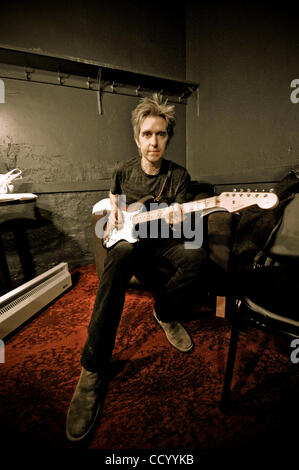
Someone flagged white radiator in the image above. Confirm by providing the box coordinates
[0,262,72,339]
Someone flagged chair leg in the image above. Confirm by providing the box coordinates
[220,305,241,411]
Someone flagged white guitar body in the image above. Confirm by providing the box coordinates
[93,198,141,247]
[93,191,279,249]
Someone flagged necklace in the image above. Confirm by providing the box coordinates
[141,159,162,175]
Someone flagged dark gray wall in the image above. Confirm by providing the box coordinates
[0,1,187,286]
[0,79,186,183]
[0,0,186,81]
[186,2,299,187]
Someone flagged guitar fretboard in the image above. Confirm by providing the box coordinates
[132,196,218,225]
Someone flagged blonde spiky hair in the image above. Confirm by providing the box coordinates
[131,93,176,143]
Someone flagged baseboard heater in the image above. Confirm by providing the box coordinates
[0,262,72,339]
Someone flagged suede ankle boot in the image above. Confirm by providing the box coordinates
[153,309,193,352]
[66,367,104,442]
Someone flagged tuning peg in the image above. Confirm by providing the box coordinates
[233,188,237,192]
[247,188,251,192]
[254,189,258,192]
[269,188,275,192]
[240,188,244,192]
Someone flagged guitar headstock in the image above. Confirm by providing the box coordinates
[217,189,279,212]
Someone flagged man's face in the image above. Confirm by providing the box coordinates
[135,115,168,164]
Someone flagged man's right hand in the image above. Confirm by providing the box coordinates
[108,192,124,229]
[108,208,123,229]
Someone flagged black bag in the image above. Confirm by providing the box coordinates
[270,194,299,258]
[230,169,299,273]
[244,193,299,321]
[229,170,299,320]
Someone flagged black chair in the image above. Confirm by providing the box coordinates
[220,197,299,410]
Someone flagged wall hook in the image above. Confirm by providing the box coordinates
[158,89,164,100]
[188,86,200,117]
[111,81,117,93]
[58,72,65,85]
[24,67,34,81]
[97,68,102,115]
[179,91,186,103]
[86,77,92,89]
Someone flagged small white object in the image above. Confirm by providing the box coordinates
[0,168,22,194]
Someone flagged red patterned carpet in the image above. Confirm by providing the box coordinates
[0,264,298,451]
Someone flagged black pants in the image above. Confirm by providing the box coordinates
[81,238,207,373]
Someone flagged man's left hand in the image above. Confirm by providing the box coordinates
[164,203,185,225]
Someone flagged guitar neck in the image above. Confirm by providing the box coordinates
[180,197,219,214]
[133,196,218,224]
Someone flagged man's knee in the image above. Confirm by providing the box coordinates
[179,246,207,272]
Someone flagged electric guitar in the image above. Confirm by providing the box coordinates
[93,190,279,248]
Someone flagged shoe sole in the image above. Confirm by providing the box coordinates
[152,310,194,353]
